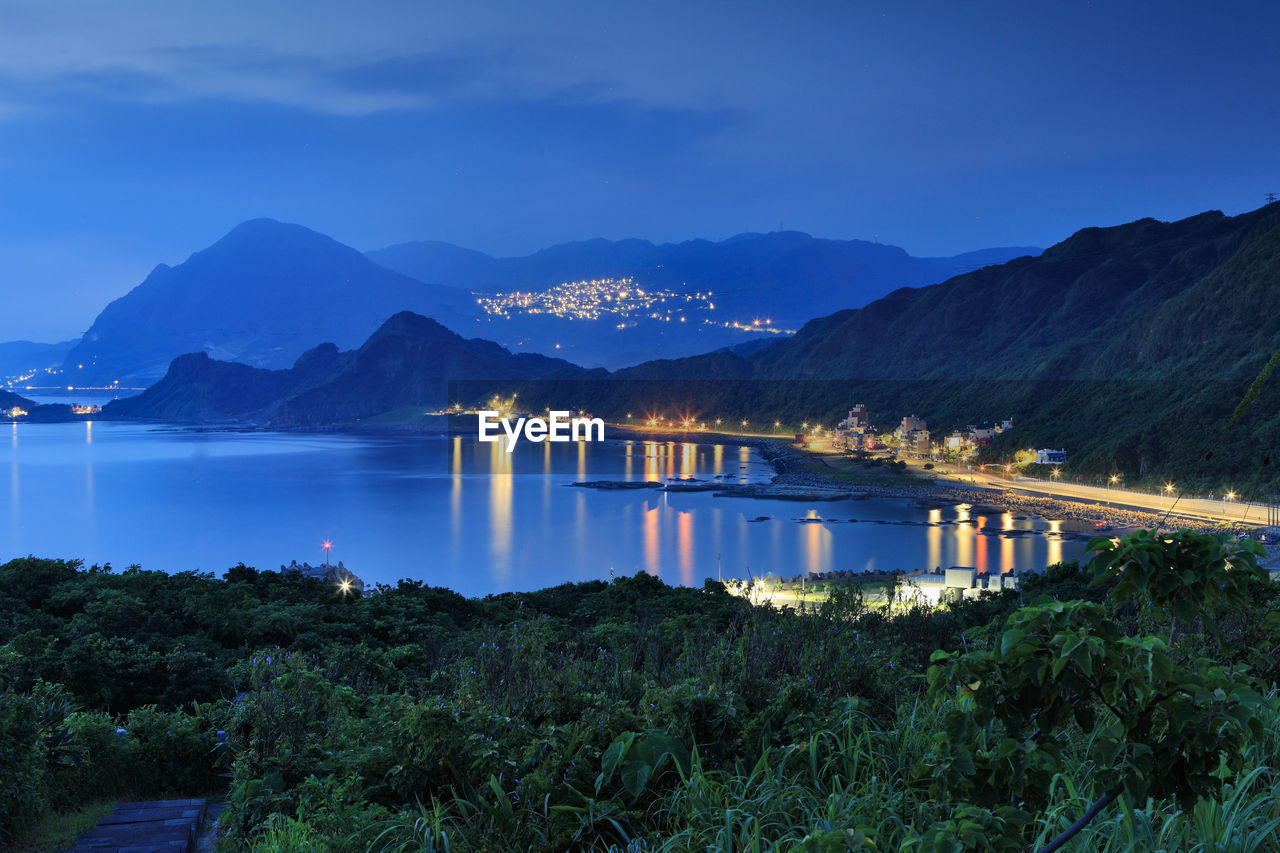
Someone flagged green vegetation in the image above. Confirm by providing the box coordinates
[800,449,917,487]
[2,534,1280,851]
[1,801,114,853]
[452,204,1280,496]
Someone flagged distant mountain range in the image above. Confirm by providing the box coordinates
[85,202,1280,490]
[368,232,1039,329]
[0,340,76,387]
[5,220,1036,385]
[104,311,581,427]
[369,233,1037,368]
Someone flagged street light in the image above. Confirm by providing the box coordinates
[1109,474,1119,484]
[1226,490,1237,502]
[1165,483,1175,493]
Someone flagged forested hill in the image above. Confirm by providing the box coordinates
[616,203,1280,383]
[596,204,1280,491]
[103,311,583,427]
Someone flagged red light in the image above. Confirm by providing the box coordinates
[323,541,332,550]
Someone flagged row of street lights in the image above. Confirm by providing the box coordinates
[1039,467,1244,508]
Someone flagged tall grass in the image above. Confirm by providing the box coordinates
[362,690,1280,852]
[1027,690,1280,852]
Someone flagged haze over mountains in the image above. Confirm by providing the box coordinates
[2,220,1036,388]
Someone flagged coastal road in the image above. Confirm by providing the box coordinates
[902,458,1267,527]
[986,475,1265,527]
[797,433,1269,528]
[612,426,1272,528]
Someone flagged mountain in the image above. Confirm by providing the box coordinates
[90,204,1280,490]
[0,388,75,422]
[61,220,473,386]
[0,339,76,384]
[1,389,35,412]
[103,311,582,427]
[368,234,1038,325]
[52,220,1036,385]
[368,232,1040,368]
[579,203,1280,491]
[748,207,1280,382]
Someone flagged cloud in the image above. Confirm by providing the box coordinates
[0,0,874,120]
[0,1,681,117]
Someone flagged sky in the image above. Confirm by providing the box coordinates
[1,0,1278,342]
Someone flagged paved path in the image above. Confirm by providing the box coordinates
[966,473,1262,526]
[67,799,208,853]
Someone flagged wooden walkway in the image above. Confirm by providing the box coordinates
[67,799,208,853]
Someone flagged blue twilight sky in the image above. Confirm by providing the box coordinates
[1,0,1278,341]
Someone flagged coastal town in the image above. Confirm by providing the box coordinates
[609,401,1280,606]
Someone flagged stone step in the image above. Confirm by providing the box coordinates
[67,799,208,853]
[100,807,204,825]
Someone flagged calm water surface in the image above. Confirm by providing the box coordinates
[2,423,1087,595]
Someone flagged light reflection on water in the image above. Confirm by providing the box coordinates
[0,423,1088,596]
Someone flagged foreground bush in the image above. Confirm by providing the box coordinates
[1,535,1278,850]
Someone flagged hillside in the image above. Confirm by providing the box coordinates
[0,339,76,383]
[369,230,1039,329]
[61,220,473,386]
[103,311,582,427]
[90,205,1280,490]
[369,233,1038,368]
[749,208,1280,382]
[496,204,1280,492]
[49,222,1037,385]
[0,388,35,412]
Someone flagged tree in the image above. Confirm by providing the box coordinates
[916,529,1269,852]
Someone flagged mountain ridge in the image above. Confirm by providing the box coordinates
[104,310,584,427]
[61,219,473,386]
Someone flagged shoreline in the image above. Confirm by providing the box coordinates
[41,418,1254,537]
[606,425,1249,536]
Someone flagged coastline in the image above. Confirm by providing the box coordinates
[54,418,1252,538]
[606,424,1248,537]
